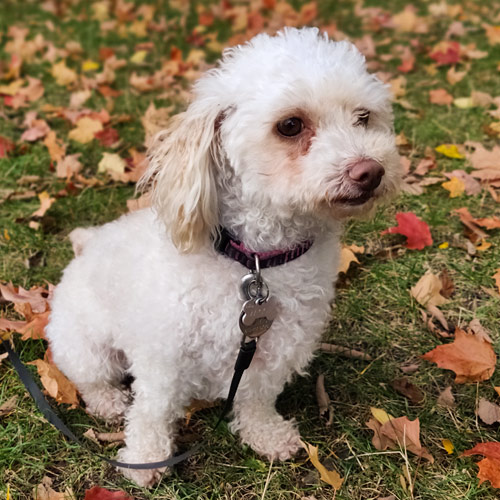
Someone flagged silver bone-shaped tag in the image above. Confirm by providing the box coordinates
[239,296,278,338]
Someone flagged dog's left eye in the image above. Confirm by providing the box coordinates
[355,110,370,127]
[277,117,304,137]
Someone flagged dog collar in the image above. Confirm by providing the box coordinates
[214,227,314,270]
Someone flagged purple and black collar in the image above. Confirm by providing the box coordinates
[214,227,314,270]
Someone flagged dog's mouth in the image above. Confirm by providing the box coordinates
[331,191,376,206]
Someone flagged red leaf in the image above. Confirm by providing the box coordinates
[84,487,133,500]
[463,442,500,461]
[382,212,433,250]
[95,128,120,147]
[0,136,15,158]
[429,41,461,65]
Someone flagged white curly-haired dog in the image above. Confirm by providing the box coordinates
[46,27,401,486]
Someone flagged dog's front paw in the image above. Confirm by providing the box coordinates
[116,447,169,487]
[239,417,301,461]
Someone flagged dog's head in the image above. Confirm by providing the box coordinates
[141,27,402,252]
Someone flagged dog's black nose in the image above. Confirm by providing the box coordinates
[348,159,385,191]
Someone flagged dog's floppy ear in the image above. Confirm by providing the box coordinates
[139,100,221,253]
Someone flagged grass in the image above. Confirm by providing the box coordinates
[1,0,500,499]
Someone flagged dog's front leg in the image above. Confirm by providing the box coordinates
[116,371,186,487]
[229,371,301,461]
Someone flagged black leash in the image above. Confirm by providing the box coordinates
[2,338,256,470]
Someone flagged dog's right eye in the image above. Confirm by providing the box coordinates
[277,117,304,137]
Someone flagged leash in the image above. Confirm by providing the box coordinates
[2,337,256,469]
[2,254,275,471]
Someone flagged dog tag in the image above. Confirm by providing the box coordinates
[239,296,278,338]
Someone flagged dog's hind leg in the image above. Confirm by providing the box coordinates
[47,320,130,422]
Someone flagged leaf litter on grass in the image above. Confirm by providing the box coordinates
[1,0,500,497]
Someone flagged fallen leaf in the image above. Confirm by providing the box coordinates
[184,399,218,426]
[32,191,55,218]
[382,212,433,250]
[316,374,333,426]
[56,154,82,179]
[68,117,103,144]
[473,216,500,230]
[84,487,132,500]
[454,97,475,109]
[443,170,481,195]
[437,385,456,408]
[367,415,434,462]
[0,136,15,158]
[463,442,500,488]
[495,387,500,397]
[43,131,66,163]
[338,244,364,274]
[429,41,461,66]
[429,89,453,105]
[447,66,467,85]
[371,407,394,425]
[98,153,127,181]
[0,395,17,417]
[95,128,120,147]
[28,358,79,407]
[454,207,489,241]
[442,176,465,198]
[411,271,448,308]
[442,439,454,454]
[477,398,500,425]
[483,24,500,45]
[35,476,73,500]
[51,60,78,86]
[320,343,373,360]
[300,441,344,490]
[435,144,464,159]
[422,328,497,383]
[391,377,424,404]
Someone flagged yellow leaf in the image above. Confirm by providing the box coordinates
[51,61,77,86]
[81,60,99,72]
[439,242,449,249]
[0,78,25,96]
[476,240,492,251]
[442,176,465,198]
[338,244,363,274]
[300,441,343,490]
[3,229,10,241]
[435,144,464,159]
[92,1,109,20]
[370,407,394,425]
[442,438,454,454]
[410,271,449,308]
[98,152,126,180]
[129,20,147,37]
[68,117,103,144]
[453,97,475,108]
[489,122,500,135]
[130,50,148,64]
[495,387,500,397]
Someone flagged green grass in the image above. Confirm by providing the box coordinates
[1,0,500,499]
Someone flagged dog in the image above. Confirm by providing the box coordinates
[46,27,401,487]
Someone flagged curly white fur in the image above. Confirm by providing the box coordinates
[46,27,402,487]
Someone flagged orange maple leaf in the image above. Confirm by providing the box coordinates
[463,442,500,489]
[422,328,496,383]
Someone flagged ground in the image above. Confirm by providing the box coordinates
[0,0,499,499]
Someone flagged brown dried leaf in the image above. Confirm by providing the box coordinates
[477,398,500,425]
[367,415,434,462]
[391,377,424,404]
[0,395,17,417]
[28,358,79,407]
[316,374,333,426]
[437,386,456,408]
